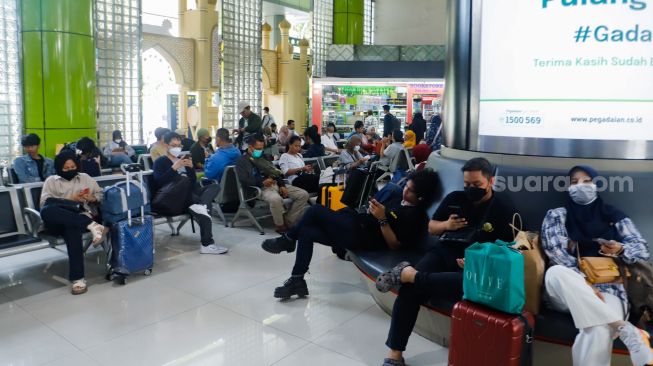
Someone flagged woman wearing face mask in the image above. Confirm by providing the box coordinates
[321,122,340,154]
[39,150,107,295]
[279,136,319,194]
[103,130,135,167]
[541,165,652,366]
[277,125,291,154]
[339,135,368,170]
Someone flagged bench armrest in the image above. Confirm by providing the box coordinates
[23,208,42,236]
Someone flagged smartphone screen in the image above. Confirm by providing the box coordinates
[448,205,464,219]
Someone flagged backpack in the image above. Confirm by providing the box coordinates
[391,114,401,132]
[618,259,653,328]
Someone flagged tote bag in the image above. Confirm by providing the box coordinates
[463,240,525,314]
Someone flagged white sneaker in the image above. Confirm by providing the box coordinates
[86,222,108,246]
[189,204,211,220]
[200,244,229,255]
[618,323,653,366]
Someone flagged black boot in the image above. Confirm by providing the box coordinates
[274,277,309,299]
[262,235,296,254]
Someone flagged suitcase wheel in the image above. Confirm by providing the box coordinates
[144,269,152,276]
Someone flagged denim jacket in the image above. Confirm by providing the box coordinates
[13,155,56,183]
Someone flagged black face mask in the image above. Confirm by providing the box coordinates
[59,169,78,181]
[465,186,487,203]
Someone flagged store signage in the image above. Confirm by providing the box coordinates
[336,86,396,95]
[409,83,445,94]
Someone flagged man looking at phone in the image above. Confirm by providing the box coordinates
[375,157,517,366]
[152,132,228,255]
[236,133,309,234]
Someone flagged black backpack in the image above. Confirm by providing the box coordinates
[618,259,653,328]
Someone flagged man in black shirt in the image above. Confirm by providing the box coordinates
[261,169,441,300]
[378,157,517,366]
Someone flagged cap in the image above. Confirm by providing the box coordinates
[238,101,251,113]
[382,105,390,111]
[196,128,210,138]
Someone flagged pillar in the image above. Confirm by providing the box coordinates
[262,22,272,50]
[179,87,189,133]
[333,0,364,45]
[21,0,96,158]
[179,0,187,30]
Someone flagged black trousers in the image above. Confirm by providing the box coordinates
[41,205,94,281]
[385,240,464,351]
[287,205,361,276]
[190,183,220,246]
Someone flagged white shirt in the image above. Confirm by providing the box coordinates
[262,114,275,128]
[279,153,305,184]
[321,134,338,151]
[364,115,379,129]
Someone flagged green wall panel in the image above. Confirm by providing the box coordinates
[41,0,93,36]
[333,13,349,44]
[348,14,364,44]
[333,0,364,45]
[21,0,41,32]
[334,0,348,13]
[42,32,95,130]
[39,128,96,159]
[347,0,364,15]
[22,32,44,130]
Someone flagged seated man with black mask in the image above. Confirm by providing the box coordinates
[375,157,517,366]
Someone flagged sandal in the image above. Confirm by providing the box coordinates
[71,279,87,295]
[376,261,412,293]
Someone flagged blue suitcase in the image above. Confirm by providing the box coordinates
[106,165,155,284]
[102,166,150,224]
[109,215,154,281]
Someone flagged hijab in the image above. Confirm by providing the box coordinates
[54,150,79,179]
[564,165,626,257]
[404,130,416,148]
[278,126,290,146]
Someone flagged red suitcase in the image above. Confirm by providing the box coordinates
[448,301,534,366]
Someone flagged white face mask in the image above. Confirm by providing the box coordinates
[114,139,122,144]
[569,183,598,205]
[327,132,334,137]
[169,147,182,157]
[353,145,361,152]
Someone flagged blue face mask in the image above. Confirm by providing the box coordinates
[252,149,263,158]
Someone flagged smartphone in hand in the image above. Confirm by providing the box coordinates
[448,205,464,219]
[593,238,612,246]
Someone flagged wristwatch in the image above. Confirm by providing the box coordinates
[378,219,388,227]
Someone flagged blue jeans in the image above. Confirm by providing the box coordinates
[108,154,133,167]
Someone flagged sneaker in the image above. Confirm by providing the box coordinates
[86,222,108,246]
[262,235,296,254]
[189,204,211,220]
[200,243,229,255]
[618,323,653,366]
[274,277,309,299]
[382,358,405,366]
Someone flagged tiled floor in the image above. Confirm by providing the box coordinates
[0,220,447,366]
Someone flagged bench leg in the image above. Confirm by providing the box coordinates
[176,218,189,233]
[167,220,178,236]
[213,205,228,227]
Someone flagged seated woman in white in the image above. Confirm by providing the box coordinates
[541,165,652,366]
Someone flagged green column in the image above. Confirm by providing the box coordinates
[21,0,96,158]
[333,0,364,45]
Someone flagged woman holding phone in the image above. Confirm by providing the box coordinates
[541,165,652,366]
[40,150,106,295]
